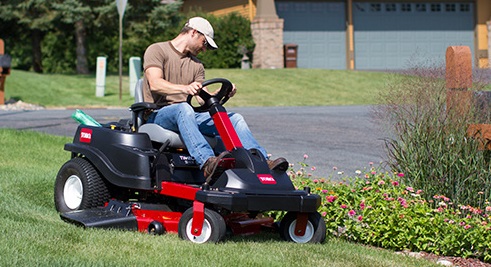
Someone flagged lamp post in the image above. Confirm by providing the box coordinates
[116,0,127,101]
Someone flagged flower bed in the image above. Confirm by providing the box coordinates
[285,164,491,263]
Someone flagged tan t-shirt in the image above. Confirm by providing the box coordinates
[142,41,205,104]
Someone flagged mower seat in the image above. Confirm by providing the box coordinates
[132,79,218,149]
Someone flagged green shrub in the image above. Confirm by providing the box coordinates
[285,161,491,263]
[373,64,491,208]
[179,11,255,69]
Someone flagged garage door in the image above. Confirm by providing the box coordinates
[276,1,346,69]
[354,2,474,70]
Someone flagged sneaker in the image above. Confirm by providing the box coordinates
[267,157,289,172]
[203,151,233,183]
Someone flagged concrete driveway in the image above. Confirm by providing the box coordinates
[0,105,388,178]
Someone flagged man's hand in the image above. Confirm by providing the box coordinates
[182,81,203,95]
[229,83,237,98]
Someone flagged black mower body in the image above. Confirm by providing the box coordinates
[66,125,156,189]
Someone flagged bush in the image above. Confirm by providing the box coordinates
[284,162,491,263]
[180,11,255,69]
[373,64,491,208]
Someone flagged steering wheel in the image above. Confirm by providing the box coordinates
[186,78,233,113]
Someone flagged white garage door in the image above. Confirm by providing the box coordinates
[276,1,346,69]
[354,2,474,70]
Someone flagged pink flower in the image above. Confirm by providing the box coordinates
[464,224,472,230]
[397,197,408,208]
[360,200,366,210]
[357,215,363,222]
[340,204,347,209]
[326,195,337,203]
[311,166,316,171]
[378,180,385,185]
[392,181,399,186]
[397,173,405,177]
[321,189,328,194]
[303,154,309,159]
[321,211,327,217]
[486,206,491,212]
[406,187,414,192]
[313,179,319,183]
[348,210,356,217]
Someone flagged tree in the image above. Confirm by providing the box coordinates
[2,0,57,73]
[53,0,115,74]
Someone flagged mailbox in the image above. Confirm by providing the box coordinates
[284,44,298,68]
[0,39,11,105]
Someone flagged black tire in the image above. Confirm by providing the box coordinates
[279,212,327,243]
[54,157,110,213]
[148,221,165,235]
[178,207,226,243]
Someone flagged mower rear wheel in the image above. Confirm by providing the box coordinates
[178,208,226,243]
[279,212,326,243]
[54,157,110,213]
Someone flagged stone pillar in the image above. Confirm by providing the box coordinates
[251,0,284,69]
[446,46,473,117]
[488,20,491,66]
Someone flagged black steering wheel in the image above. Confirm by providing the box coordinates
[186,78,233,113]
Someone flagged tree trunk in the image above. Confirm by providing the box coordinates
[31,29,43,73]
[75,20,89,74]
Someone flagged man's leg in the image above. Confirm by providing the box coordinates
[151,103,214,168]
[196,112,288,171]
[195,112,267,157]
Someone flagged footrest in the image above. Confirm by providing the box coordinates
[60,200,138,230]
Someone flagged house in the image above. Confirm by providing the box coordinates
[182,0,490,70]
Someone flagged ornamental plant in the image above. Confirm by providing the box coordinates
[283,161,491,263]
[373,63,491,208]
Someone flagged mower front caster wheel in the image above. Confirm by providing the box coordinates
[279,211,327,243]
[178,207,226,243]
[148,221,164,235]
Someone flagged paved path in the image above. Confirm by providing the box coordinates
[0,106,388,178]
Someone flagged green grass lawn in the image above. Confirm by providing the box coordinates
[0,129,438,266]
[4,69,391,108]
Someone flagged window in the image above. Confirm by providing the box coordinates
[401,3,411,12]
[355,3,366,12]
[370,3,381,12]
[416,4,426,12]
[430,3,441,12]
[460,3,470,12]
[385,3,396,12]
[445,3,456,12]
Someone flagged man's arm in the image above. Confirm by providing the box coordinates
[145,66,202,96]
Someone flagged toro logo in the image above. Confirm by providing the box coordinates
[79,128,93,143]
[257,174,276,185]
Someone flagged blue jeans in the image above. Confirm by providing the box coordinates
[148,103,267,168]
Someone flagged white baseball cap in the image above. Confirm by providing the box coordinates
[185,17,218,49]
